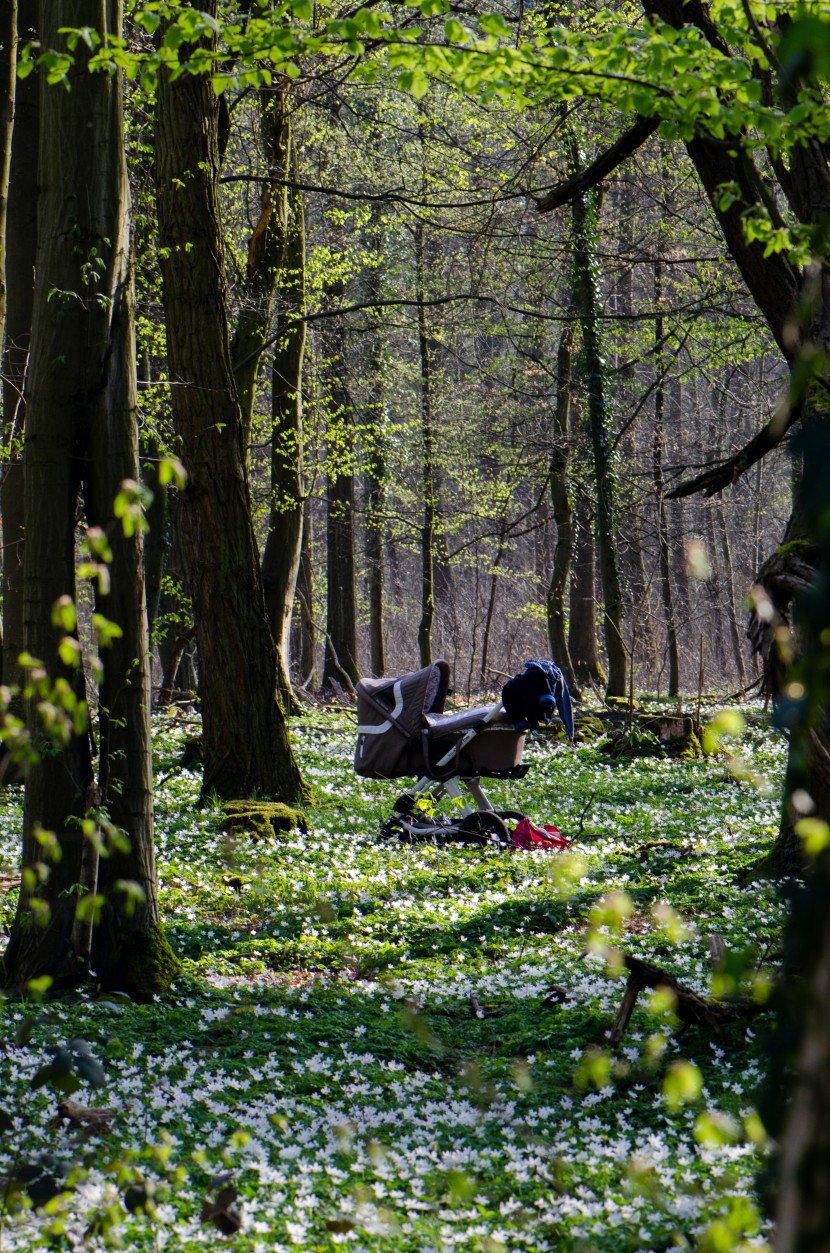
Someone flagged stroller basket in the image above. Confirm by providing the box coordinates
[355,661,525,781]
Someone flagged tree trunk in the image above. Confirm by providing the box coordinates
[154,5,305,802]
[715,496,747,688]
[573,190,627,696]
[322,285,359,689]
[1,0,36,695]
[4,0,162,994]
[295,495,316,687]
[364,211,386,678]
[569,495,606,688]
[652,256,680,697]
[261,147,306,712]
[546,324,580,694]
[415,221,436,668]
[230,81,290,460]
[480,525,506,687]
[0,0,15,357]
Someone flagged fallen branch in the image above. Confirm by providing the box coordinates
[607,952,767,1046]
[50,1100,117,1133]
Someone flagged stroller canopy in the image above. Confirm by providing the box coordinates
[355,662,450,778]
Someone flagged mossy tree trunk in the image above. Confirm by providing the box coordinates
[569,494,606,689]
[572,189,627,698]
[154,4,305,802]
[3,0,163,995]
[546,324,580,695]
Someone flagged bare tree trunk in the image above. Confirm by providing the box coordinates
[652,256,680,697]
[230,82,289,456]
[1,0,36,694]
[4,0,163,994]
[569,494,606,688]
[364,211,386,677]
[415,220,436,668]
[0,0,15,367]
[715,497,747,687]
[546,325,580,693]
[296,495,316,686]
[322,287,359,689]
[261,145,306,711]
[154,4,305,802]
[480,524,506,687]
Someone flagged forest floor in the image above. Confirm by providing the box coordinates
[0,702,788,1252]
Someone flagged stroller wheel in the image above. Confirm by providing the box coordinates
[495,809,525,831]
[456,811,510,848]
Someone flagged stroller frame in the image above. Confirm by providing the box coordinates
[380,737,527,847]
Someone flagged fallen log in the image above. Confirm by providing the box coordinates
[608,952,767,1047]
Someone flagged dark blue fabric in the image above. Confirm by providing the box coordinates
[501,659,575,741]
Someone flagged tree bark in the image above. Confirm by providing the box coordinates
[652,256,680,697]
[1,0,36,694]
[4,0,160,993]
[295,495,316,687]
[415,220,436,668]
[230,81,290,459]
[363,211,387,678]
[572,190,627,697]
[546,325,580,694]
[322,283,359,689]
[0,0,15,371]
[154,4,305,802]
[569,494,606,688]
[261,142,306,712]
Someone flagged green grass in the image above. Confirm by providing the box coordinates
[0,706,786,1250]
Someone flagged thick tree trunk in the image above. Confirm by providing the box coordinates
[154,6,305,802]
[0,0,14,374]
[546,325,580,694]
[261,147,306,712]
[569,495,606,688]
[230,82,290,459]
[1,0,36,695]
[573,191,627,696]
[4,0,161,994]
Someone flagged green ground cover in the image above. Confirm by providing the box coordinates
[0,707,787,1251]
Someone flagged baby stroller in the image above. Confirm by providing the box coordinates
[354,659,573,847]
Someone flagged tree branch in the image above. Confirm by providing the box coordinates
[534,116,660,213]
[667,402,801,499]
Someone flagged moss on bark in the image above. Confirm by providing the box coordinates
[115,923,179,1000]
[222,800,307,841]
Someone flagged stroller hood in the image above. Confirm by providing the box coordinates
[355,662,450,777]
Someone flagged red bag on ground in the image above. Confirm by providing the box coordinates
[511,817,569,850]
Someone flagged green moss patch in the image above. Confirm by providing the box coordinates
[117,922,179,1000]
[222,799,307,840]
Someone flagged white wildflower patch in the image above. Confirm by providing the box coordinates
[0,707,784,1249]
